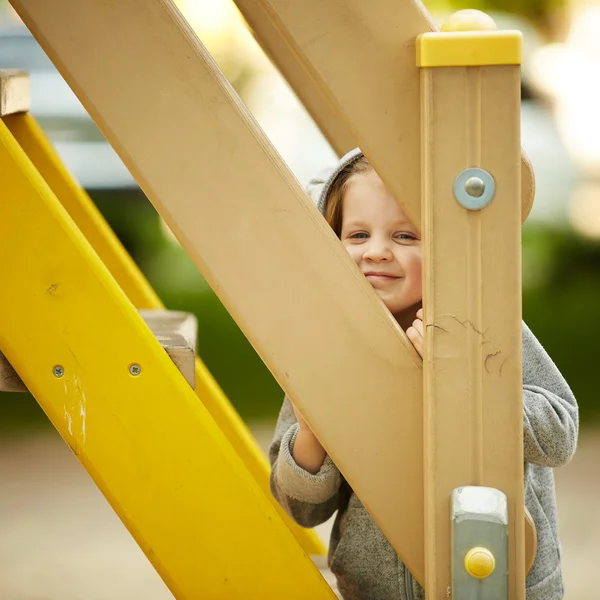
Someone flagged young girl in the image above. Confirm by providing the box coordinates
[269,148,578,600]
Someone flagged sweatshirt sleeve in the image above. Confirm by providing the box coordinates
[522,321,579,468]
[268,396,344,528]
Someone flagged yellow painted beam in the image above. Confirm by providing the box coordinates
[233,0,535,228]
[3,111,324,556]
[9,0,428,580]
[0,119,334,599]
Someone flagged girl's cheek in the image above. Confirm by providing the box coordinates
[344,245,362,264]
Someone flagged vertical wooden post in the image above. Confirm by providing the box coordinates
[419,10,525,599]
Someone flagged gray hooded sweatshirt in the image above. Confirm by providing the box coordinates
[269,149,579,600]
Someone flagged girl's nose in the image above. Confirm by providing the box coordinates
[363,240,393,262]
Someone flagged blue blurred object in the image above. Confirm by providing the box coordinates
[0,24,136,189]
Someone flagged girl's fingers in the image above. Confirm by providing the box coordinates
[412,317,423,337]
[407,326,423,357]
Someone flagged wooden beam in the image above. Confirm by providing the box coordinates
[10,0,428,583]
[421,63,526,598]
[233,0,535,229]
[0,70,30,116]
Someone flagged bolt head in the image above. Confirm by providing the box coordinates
[129,364,141,376]
[465,176,485,198]
[464,546,496,579]
[53,365,64,378]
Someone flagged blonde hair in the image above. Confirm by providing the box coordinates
[324,155,373,237]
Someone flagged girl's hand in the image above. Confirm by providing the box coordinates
[290,401,326,474]
[407,308,424,358]
[291,402,315,435]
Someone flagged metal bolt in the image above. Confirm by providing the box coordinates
[129,364,141,376]
[53,365,64,378]
[465,176,485,198]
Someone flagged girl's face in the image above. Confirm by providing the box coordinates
[340,170,422,327]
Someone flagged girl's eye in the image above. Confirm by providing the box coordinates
[394,232,416,241]
[349,232,369,240]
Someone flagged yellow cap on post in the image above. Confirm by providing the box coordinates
[416,9,522,68]
[464,546,496,579]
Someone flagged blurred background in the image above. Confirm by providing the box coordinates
[0,0,598,598]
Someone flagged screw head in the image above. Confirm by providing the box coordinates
[53,365,64,378]
[129,364,141,376]
[465,176,485,198]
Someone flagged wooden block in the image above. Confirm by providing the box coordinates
[1,310,197,391]
[139,309,196,389]
[0,70,30,116]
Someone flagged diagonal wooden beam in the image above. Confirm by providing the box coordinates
[10,0,429,584]
[233,0,535,230]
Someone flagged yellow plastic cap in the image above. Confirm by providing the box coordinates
[441,9,497,32]
[464,546,496,579]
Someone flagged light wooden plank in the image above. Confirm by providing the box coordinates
[10,0,428,582]
[0,69,30,116]
[422,64,525,598]
[233,0,535,229]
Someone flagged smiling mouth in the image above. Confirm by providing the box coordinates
[364,273,400,281]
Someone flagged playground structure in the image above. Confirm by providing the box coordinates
[0,1,537,598]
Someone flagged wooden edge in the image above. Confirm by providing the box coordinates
[0,350,28,392]
[233,0,535,225]
[0,69,30,116]
[1,310,197,391]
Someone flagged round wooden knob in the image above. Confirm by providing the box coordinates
[441,9,497,32]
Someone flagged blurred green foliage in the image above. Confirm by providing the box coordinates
[3,187,596,434]
[0,0,593,435]
[426,0,565,23]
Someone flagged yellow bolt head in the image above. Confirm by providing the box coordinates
[464,546,496,579]
[441,9,497,32]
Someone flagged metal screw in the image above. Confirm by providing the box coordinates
[53,365,64,378]
[465,176,485,198]
[129,364,141,376]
